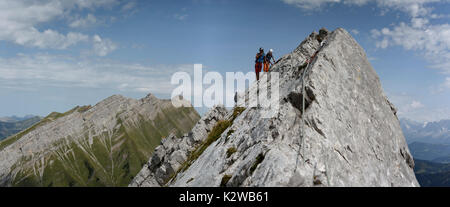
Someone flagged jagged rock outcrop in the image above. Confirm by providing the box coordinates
[132,28,419,187]
[130,106,228,186]
[0,94,200,187]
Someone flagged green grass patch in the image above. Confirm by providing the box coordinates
[181,120,232,172]
[165,107,246,185]
[232,107,246,121]
[249,153,265,175]
[220,174,232,187]
[226,147,237,158]
[166,119,233,185]
[226,130,235,138]
[77,105,92,113]
[225,130,235,142]
[313,176,322,185]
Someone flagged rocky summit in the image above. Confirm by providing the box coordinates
[131,28,419,187]
[0,94,200,187]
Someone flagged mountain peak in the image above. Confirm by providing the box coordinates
[0,93,200,187]
[105,94,128,101]
[131,28,419,187]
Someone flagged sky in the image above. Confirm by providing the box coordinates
[0,0,449,122]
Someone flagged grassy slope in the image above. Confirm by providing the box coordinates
[414,159,450,187]
[415,172,450,187]
[6,105,200,187]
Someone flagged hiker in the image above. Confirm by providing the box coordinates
[264,49,275,72]
[255,48,265,81]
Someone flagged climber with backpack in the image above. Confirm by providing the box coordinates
[264,49,276,72]
[255,48,265,81]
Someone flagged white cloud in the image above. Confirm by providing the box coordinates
[0,54,194,95]
[121,1,137,12]
[282,0,450,72]
[445,77,450,88]
[367,56,378,61]
[0,0,121,55]
[351,29,360,35]
[411,17,429,28]
[69,14,98,28]
[174,7,189,21]
[284,0,450,89]
[399,99,425,114]
[429,77,450,94]
[10,28,90,49]
[282,0,340,10]
[371,19,450,74]
[92,35,117,56]
[366,1,450,91]
[387,92,450,122]
[281,0,445,17]
[174,14,189,21]
[410,101,425,109]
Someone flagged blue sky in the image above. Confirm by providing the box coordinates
[0,0,449,122]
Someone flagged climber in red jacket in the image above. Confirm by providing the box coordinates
[255,48,265,81]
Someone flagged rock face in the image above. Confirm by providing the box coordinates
[0,94,200,187]
[132,28,419,187]
[130,106,228,186]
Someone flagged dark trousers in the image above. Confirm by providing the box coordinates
[255,62,262,80]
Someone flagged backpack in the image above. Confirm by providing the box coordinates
[265,53,273,63]
[256,52,265,63]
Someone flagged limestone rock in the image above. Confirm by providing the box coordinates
[0,94,200,187]
[135,28,419,187]
[129,106,228,187]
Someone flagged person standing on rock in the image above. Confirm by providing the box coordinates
[264,49,276,73]
[255,48,265,81]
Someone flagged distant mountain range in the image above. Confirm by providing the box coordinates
[409,142,450,163]
[0,116,42,141]
[400,119,450,144]
[0,115,40,123]
[401,119,450,186]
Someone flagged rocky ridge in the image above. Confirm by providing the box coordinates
[0,94,200,186]
[131,28,419,187]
